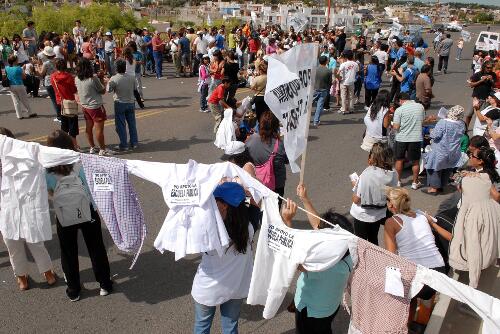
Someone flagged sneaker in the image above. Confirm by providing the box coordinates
[53,118,61,123]
[436,70,442,74]
[364,106,369,111]
[199,109,209,113]
[113,145,129,152]
[130,144,139,150]
[89,147,99,154]
[411,182,422,190]
[69,295,80,302]
[100,288,110,296]
[338,109,344,114]
[397,181,402,187]
[98,149,116,156]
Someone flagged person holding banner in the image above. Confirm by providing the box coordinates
[191,182,254,334]
[282,184,353,334]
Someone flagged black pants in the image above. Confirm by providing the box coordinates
[253,95,269,122]
[353,217,385,246]
[56,208,112,298]
[276,186,285,210]
[295,306,339,334]
[390,79,401,103]
[23,75,40,97]
[134,90,144,108]
[354,78,363,98]
[438,55,449,72]
[365,88,379,107]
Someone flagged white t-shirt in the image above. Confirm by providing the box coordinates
[194,36,208,55]
[373,50,388,65]
[350,165,398,223]
[339,60,358,85]
[247,196,355,319]
[473,105,496,137]
[125,59,135,76]
[170,38,179,53]
[364,107,388,139]
[54,45,64,59]
[191,224,254,306]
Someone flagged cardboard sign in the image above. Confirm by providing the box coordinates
[93,173,114,192]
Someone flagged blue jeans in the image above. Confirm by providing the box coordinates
[153,51,163,78]
[114,102,138,149]
[193,299,242,334]
[105,52,115,76]
[46,85,60,118]
[456,47,462,60]
[312,89,328,125]
[200,84,208,110]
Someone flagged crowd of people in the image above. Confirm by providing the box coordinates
[0,18,500,334]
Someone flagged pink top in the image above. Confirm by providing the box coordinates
[82,42,93,59]
[266,44,277,55]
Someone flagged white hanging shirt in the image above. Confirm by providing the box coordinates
[127,159,271,260]
[0,135,80,243]
[214,108,235,150]
[247,195,356,319]
[192,224,255,306]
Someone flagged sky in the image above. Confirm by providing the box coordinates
[400,0,498,6]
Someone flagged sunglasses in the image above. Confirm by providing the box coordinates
[467,151,480,160]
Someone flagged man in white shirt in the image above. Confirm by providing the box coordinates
[72,20,86,55]
[193,31,208,76]
[373,28,381,44]
[338,50,358,114]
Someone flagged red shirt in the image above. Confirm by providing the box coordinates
[248,39,260,53]
[50,71,77,105]
[208,84,225,104]
[152,36,164,52]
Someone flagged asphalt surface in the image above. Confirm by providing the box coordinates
[0,25,498,334]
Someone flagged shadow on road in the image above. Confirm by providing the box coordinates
[137,136,213,153]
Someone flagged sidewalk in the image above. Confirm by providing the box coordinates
[425,266,499,334]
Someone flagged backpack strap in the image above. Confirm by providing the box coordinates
[271,138,279,156]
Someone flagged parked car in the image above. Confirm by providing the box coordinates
[430,24,445,33]
[445,23,462,32]
[474,31,500,56]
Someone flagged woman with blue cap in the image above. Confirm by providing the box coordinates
[191,181,253,334]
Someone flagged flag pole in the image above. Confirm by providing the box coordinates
[299,43,320,184]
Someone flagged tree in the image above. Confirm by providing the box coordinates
[473,12,494,23]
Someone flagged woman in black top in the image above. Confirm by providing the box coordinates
[223,51,240,101]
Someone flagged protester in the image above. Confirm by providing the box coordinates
[449,147,500,289]
[207,77,231,133]
[0,127,55,291]
[465,61,497,129]
[250,61,268,122]
[384,187,446,319]
[312,55,332,128]
[179,31,192,77]
[415,64,433,110]
[22,21,37,57]
[223,50,240,101]
[436,34,453,74]
[35,46,59,122]
[246,111,288,201]
[122,44,145,108]
[209,49,225,95]
[75,58,113,156]
[191,182,253,334]
[5,55,36,119]
[393,93,425,189]
[364,56,381,110]
[104,32,116,76]
[361,90,391,152]
[45,130,113,301]
[351,143,398,245]
[12,34,29,65]
[422,106,466,195]
[107,59,139,151]
[472,91,500,137]
[338,50,358,115]
[392,56,417,99]
[456,38,464,61]
[50,59,79,149]
[283,184,353,334]
[198,54,210,113]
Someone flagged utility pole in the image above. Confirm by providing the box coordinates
[326,0,331,27]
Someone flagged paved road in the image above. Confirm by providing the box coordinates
[0,25,497,334]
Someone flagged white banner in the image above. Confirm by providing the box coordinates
[264,43,319,173]
[288,13,309,32]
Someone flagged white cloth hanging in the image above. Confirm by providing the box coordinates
[127,159,270,260]
[0,135,80,243]
[214,108,235,150]
[247,195,356,319]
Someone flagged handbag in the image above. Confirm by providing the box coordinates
[255,138,279,190]
[53,78,79,117]
[1,76,10,88]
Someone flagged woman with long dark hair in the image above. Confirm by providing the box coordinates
[75,58,114,156]
[361,89,391,152]
[246,111,288,204]
[447,147,500,289]
[45,130,113,301]
[209,49,225,95]
[191,182,253,334]
[122,44,145,108]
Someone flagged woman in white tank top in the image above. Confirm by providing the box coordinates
[384,187,446,319]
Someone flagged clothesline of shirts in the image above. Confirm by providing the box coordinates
[1,135,499,332]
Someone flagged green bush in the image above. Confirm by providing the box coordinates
[0,3,151,38]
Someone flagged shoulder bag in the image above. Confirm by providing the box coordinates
[54,78,79,117]
[255,138,279,190]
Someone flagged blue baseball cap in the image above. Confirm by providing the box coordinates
[213,182,246,207]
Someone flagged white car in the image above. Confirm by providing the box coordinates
[475,31,500,54]
[445,23,462,32]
